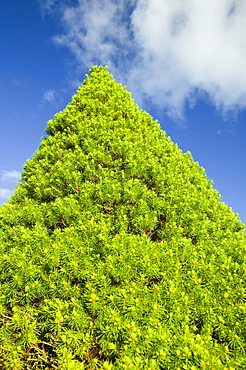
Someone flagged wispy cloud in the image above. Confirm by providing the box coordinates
[43,89,57,103]
[45,0,246,120]
[52,0,136,75]
[0,170,21,183]
[0,188,13,199]
[38,0,57,17]
[0,170,20,203]
[217,128,236,135]
[11,78,24,87]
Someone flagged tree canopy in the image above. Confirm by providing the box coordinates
[0,66,245,369]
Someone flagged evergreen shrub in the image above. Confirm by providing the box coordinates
[0,66,245,369]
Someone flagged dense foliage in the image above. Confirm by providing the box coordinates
[0,66,245,369]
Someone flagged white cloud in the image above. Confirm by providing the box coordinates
[0,188,13,199]
[52,0,136,72]
[0,171,20,203]
[38,0,57,17]
[43,89,56,103]
[0,170,21,183]
[48,0,246,119]
[11,78,23,87]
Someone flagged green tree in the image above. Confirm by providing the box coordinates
[0,66,245,369]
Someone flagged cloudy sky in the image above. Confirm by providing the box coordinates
[1,0,246,224]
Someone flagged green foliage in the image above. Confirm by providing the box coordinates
[0,65,245,369]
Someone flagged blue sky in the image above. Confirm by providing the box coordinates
[1,0,246,224]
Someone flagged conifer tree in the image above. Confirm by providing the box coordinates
[0,66,245,369]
